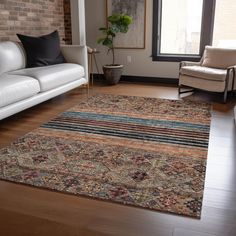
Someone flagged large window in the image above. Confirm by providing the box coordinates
[152,0,215,61]
[213,0,236,47]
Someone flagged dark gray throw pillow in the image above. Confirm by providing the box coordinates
[17,31,66,68]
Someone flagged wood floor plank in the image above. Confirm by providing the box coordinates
[173,228,217,236]
[203,188,236,211]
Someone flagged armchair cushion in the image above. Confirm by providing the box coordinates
[181,66,227,82]
[202,46,236,69]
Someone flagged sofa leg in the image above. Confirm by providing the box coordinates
[86,83,89,97]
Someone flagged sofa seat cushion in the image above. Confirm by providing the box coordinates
[180,65,227,81]
[0,74,40,108]
[10,63,84,92]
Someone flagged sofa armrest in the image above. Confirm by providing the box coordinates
[60,45,88,83]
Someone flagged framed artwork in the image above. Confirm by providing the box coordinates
[106,0,146,49]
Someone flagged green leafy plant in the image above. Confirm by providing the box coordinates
[97,14,132,65]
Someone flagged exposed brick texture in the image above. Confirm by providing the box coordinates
[0,0,72,44]
[63,0,72,44]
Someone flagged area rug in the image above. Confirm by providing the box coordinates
[0,94,211,218]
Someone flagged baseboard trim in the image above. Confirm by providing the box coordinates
[92,74,179,85]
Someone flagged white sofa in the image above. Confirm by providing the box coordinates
[0,41,88,120]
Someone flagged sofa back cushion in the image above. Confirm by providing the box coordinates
[202,46,236,69]
[0,41,26,75]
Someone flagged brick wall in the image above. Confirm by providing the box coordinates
[0,0,72,43]
[64,0,72,44]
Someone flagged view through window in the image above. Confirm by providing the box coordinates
[213,0,236,48]
[160,0,203,55]
[152,0,236,61]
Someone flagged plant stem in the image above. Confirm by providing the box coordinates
[112,36,115,65]
[112,47,115,65]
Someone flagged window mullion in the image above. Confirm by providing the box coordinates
[199,0,216,55]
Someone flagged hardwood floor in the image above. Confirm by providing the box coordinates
[0,82,235,236]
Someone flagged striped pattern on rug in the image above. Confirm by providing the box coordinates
[42,111,210,148]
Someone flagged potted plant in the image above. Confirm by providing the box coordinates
[97,14,132,85]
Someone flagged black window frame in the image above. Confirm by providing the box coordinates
[152,0,216,62]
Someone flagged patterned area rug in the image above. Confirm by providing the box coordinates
[0,94,211,218]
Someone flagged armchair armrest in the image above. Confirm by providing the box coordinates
[226,65,236,92]
[226,65,236,76]
[180,61,202,69]
[227,65,236,70]
[60,45,88,83]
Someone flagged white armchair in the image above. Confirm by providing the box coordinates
[179,46,236,103]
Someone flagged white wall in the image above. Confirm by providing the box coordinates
[85,0,179,79]
[70,0,86,45]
